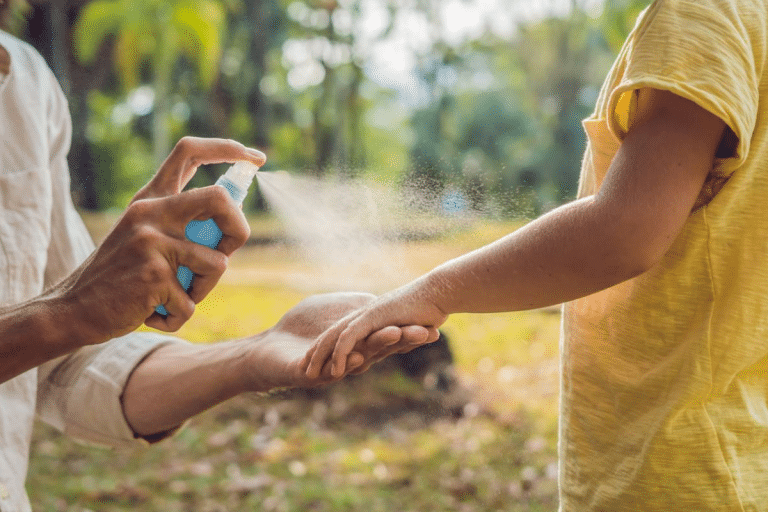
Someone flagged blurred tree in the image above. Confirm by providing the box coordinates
[404,48,459,204]
[72,0,227,166]
[5,0,649,212]
[0,0,30,36]
[601,0,651,52]
[509,8,608,202]
[269,0,397,177]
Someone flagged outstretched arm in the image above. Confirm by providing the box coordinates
[303,88,728,378]
[121,292,438,438]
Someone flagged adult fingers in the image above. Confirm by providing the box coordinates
[364,325,402,352]
[144,279,196,332]
[135,137,266,200]
[171,239,229,304]
[391,325,438,354]
[350,326,431,374]
[426,327,440,344]
[344,326,402,376]
[399,325,430,346]
[161,186,251,256]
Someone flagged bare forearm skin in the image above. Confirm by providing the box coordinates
[426,195,648,315]
[426,91,728,316]
[0,295,93,384]
[121,339,254,437]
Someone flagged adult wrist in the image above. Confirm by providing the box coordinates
[17,296,85,362]
[233,334,294,393]
[231,336,276,393]
[42,287,108,348]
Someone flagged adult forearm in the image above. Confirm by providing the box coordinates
[121,340,252,437]
[0,296,86,384]
[427,195,650,314]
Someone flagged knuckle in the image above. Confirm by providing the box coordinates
[174,136,205,168]
[187,154,202,170]
[239,220,251,242]
[225,138,246,153]
[124,199,150,222]
[208,184,231,204]
[211,252,228,274]
[174,136,195,154]
[180,300,196,322]
[165,317,182,332]
[140,258,168,285]
[130,224,161,250]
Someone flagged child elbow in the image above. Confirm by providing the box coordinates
[614,236,669,280]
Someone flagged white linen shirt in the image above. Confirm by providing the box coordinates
[0,30,184,512]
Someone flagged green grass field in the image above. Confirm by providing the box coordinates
[28,214,561,512]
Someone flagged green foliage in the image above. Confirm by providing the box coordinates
[73,0,225,90]
[20,1,649,211]
[173,2,225,88]
[72,0,228,167]
[71,1,122,67]
[601,0,653,52]
[84,91,156,208]
[0,0,31,35]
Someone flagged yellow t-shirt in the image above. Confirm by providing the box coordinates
[561,0,768,510]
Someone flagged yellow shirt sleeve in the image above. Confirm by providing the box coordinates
[605,0,765,177]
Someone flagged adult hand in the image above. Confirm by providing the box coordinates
[301,277,448,379]
[239,292,441,390]
[50,137,266,344]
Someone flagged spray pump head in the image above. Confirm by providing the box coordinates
[225,161,260,190]
[217,161,260,205]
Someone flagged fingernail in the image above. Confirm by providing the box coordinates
[247,148,266,163]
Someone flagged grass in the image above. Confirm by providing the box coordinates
[28,213,561,512]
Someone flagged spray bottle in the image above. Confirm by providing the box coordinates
[156,161,260,316]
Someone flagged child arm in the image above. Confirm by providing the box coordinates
[303,88,728,378]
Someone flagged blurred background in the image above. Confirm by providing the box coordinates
[1,1,649,511]
[3,0,647,214]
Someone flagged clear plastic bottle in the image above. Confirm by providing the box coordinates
[156,161,260,316]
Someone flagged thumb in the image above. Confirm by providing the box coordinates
[133,137,266,201]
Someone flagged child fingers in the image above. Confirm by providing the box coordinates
[304,323,347,379]
[347,352,365,371]
[311,352,362,383]
[330,322,372,377]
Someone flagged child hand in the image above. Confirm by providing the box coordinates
[301,278,449,378]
